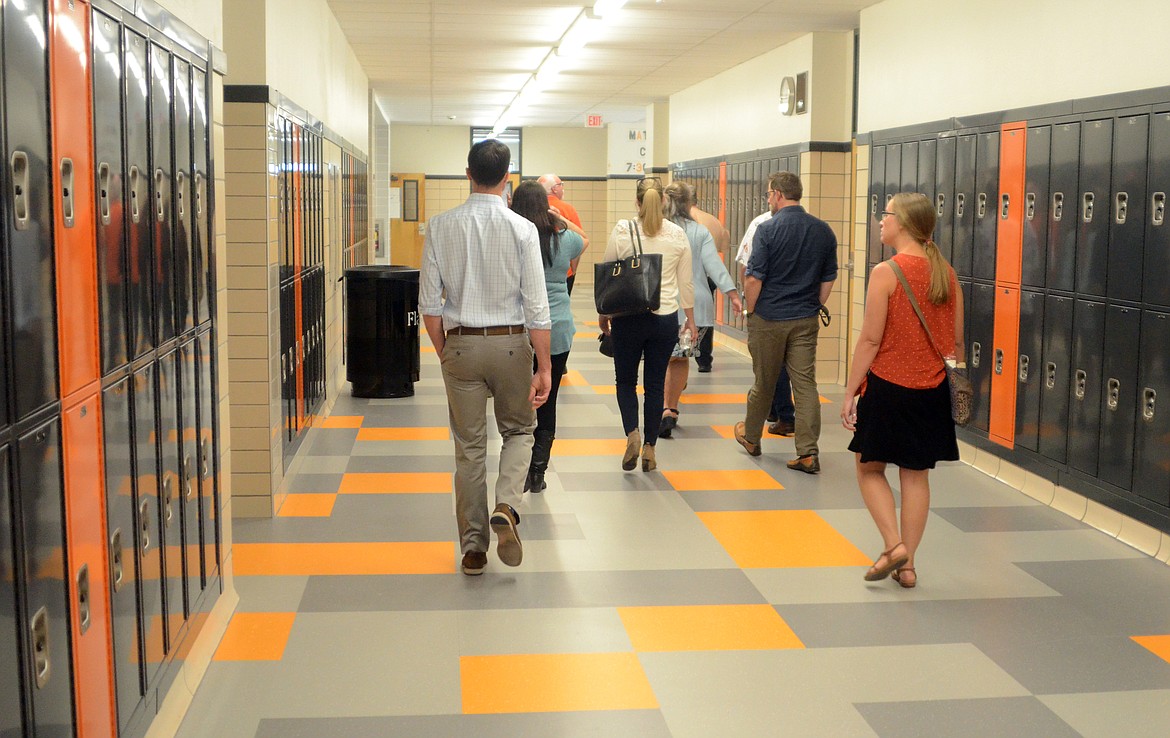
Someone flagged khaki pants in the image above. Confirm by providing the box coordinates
[440,332,535,554]
[744,313,821,456]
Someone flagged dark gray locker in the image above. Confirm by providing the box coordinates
[884,144,901,210]
[969,282,996,432]
[192,68,211,327]
[917,138,937,198]
[952,134,977,278]
[157,351,187,645]
[1038,294,1074,463]
[1107,114,1148,303]
[132,364,164,683]
[173,57,195,335]
[3,0,58,421]
[178,340,201,598]
[1098,305,1141,491]
[277,119,288,278]
[0,446,25,737]
[195,330,218,581]
[900,141,918,193]
[1144,112,1170,308]
[1075,118,1112,297]
[1068,299,1106,476]
[150,42,176,343]
[1014,290,1044,451]
[125,27,155,359]
[1022,126,1051,288]
[972,131,1000,282]
[102,377,144,730]
[1134,310,1170,507]
[935,136,956,264]
[1047,122,1080,293]
[16,420,75,735]
[93,9,129,375]
[867,144,886,267]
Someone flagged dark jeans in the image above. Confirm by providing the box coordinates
[770,367,794,423]
[535,351,570,436]
[695,286,716,368]
[612,311,677,445]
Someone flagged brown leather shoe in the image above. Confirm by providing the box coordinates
[622,429,641,470]
[767,420,795,436]
[489,503,523,567]
[786,454,820,474]
[733,421,761,457]
[461,551,487,576]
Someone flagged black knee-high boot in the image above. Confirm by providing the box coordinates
[526,430,555,493]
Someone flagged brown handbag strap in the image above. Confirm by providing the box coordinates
[886,259,945,363]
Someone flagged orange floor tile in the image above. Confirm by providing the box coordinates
[214,612,297,661]
[461,653,658,714]
[277,493,337,517]
[697,510,871,568]
[356,426,450,441]
[338,471,452,494]
[662,469,783,491]
[1132,635,1170,664]
[318,415,363,429]
[233,542,455,576]
[681,393,747,404]
[618,604,805,651]
[551,439,629,456]
[559,369,590,386]
[711,423,769,440]
[422,346,437,353]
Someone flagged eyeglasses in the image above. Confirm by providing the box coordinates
[880,210,896,218]
[638,176,662,186]
[765,190,779,199]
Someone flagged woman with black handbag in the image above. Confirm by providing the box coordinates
[598,177,695,472]
[842,193,966,589]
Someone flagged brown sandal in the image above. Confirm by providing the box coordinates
[864,542,909,581]
[892,567,917,589]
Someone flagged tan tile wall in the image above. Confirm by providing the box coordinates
[852,143,871,390]
[211,73,234,564]
[800,150,853,386]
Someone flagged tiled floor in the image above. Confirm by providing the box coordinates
[179,296,1170,738]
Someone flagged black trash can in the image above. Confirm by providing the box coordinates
[345,265,421,398]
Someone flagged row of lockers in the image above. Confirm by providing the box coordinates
[281,268,327,463]
[277,116,325,279]
[866,110,1170,308]
[341,152,369,256]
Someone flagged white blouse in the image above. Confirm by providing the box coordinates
[603,218,694,317]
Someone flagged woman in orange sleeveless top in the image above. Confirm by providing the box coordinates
[842,193,966,589]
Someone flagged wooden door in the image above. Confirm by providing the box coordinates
[390,173,426,267]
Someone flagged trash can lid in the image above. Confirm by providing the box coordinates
[345,265,420,281]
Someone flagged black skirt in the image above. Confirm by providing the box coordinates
[847,371,959,470]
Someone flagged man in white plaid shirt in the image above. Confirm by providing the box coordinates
[420,140,552,576]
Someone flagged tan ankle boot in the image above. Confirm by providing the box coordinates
[622,430,641,470]
[641,443,656,472]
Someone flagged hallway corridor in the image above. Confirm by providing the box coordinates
[178,296,1170,738]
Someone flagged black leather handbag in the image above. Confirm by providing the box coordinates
[594,220,662,317]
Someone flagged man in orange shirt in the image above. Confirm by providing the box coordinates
[539,173,587,293]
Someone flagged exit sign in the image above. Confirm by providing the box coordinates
[586,115,603,128]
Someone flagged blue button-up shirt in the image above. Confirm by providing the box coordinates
[746,205,837,321]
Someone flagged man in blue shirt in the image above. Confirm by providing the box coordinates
[734,172,837,473]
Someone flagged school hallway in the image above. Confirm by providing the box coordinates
[167,293,1170,737]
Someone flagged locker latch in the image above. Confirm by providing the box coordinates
[129,166,142,223]
[76,564,91,635]
[956,193,965,218]
[1018,354,1030,382]
[30,606,51,689]
[1045,361,1057,390]
[1153,192,1165,226]
[971,341,981,368]
[1052,192,1064,221]
[99,163,112,225]
[110,529,124,593]
[1115,192,1128,225]
[176,171,187,219]
[1106,378,1121,411]
[1082,192,1094,223]
[201,438,211,478]
[139,500,151,553]
[195,172,204,217]
[994,348,1004,375]
[155,169,167,222]
[1074,369,1088,400]
[163,475,174,524]
[1000,193,1009,220]
[1143,388,1157,422]
[10,151,30,230]
[936,193,945,218]
[1025,193,1036,220]
[60,158,75,227]
[977,193,988,219]
[184,455,194,500]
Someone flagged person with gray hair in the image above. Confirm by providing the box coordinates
[538,173,587,294]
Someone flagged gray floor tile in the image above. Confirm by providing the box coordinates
[855,696,1081,738]
[301,429,358,456]
[345,454,455,472]
[559,471,679,492]
[231,575,310,613]
[287,472,343,493]
[1039,689,1170,738]
[1015,558,1170,633]
[255,711,673,738]
[933,505,1087,532]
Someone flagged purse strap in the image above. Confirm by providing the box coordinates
[627,219,644,259]
[886,258,945,363]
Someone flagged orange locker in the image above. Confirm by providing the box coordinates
[989,286,1021,448]
[718,161,727,224]
[995,122,1027,285]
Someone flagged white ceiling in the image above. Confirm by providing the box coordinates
[326,0,878,128]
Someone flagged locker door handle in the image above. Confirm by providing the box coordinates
[956,193,966,218]
[176,171,187,219]
[184,454,194,500]
[1000,193,1010,220]
[76,564,91,635]
[30,606,51,689]
[201,438,211,478]
[98,163,112,225]
[1106,378,1121,410]
[1115,192,1128,224]
[1143,387,1157,421]
[60,158,76,227]
[1082,192,1094,223]
[1045,361,1057,390]
[195,172,204,217]
[994,348,1004,375]
[870,194,878,217]
[1025,193,1036,220]
[1074,369,1087,400]
[155,169,167,222]
[163,475,174,524]
[139,500,151,553]
[1018,354,1030,382]
[1152,192,1165,226]
[110,528,125,593]
[129,165,142,223]
[971,341,981,369]
[1052,192,1064,221]
[977,193,988,219]
[936,193,946,218]
[10,151,31,230]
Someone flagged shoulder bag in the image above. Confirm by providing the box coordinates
[594,220,662,317]
[887,259,972,426]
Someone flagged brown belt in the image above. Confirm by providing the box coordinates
[446,324,525,337]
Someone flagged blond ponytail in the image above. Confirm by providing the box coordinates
[639,187,664,237]
[924,239,952,305]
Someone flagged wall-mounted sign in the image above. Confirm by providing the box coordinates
[586,114,603,127]
[608,126,650,175]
